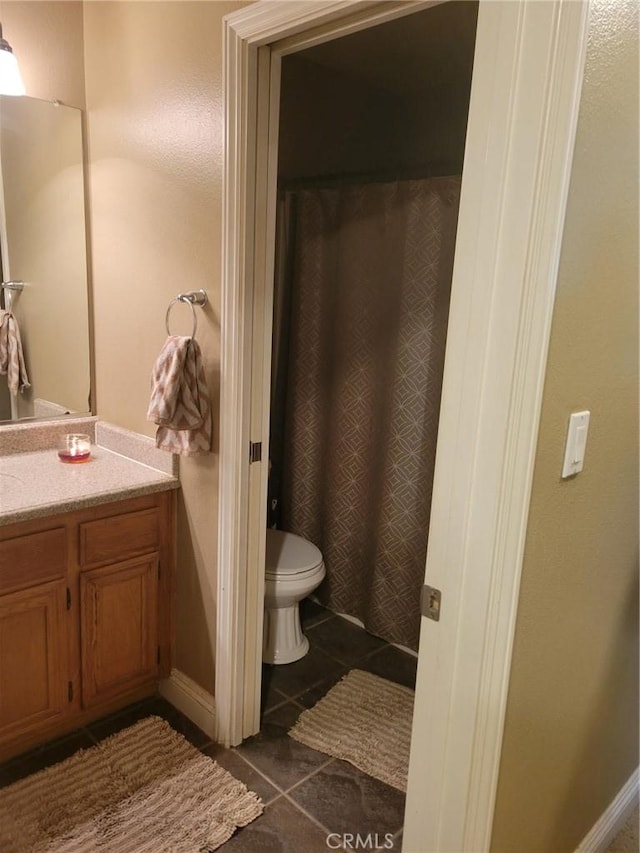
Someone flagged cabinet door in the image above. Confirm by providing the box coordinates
[0,582,69,744]
[81,555,159,708]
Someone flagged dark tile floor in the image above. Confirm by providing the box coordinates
[0,601,417,852]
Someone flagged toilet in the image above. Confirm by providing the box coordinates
[263,528,325,665]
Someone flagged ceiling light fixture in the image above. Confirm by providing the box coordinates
[0,23,25,96]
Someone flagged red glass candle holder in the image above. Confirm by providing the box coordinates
[58,433,91,463]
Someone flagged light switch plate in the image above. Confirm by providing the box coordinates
[562,410,590,478]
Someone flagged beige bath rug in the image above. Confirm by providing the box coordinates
[289,669,414,792]
[0,715,263,853]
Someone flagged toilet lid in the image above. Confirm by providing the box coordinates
[266,528,323,576]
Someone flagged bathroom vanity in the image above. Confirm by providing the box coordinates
[0,420,178,761]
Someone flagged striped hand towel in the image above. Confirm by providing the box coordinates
[147,335,211,455]
[0,309,30,395]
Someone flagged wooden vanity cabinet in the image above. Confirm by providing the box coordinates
[0,491,175,760]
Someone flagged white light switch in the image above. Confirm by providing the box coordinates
[562,410,590,478]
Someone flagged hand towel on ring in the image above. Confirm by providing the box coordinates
[0,309,30,395]
[147,335,211,455]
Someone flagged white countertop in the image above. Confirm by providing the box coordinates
[0,445,178,526]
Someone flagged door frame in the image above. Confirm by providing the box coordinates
[216,1,589,850]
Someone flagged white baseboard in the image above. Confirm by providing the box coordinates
[159,668,216,740]
[310,598,419,659]
[339,611,418,659]
[576,767,639,852]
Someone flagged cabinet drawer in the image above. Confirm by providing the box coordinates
[0,528,67,594]
[79,509,160,568]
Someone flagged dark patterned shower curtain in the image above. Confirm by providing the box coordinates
[269,177,461,650]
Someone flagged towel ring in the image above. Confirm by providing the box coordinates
[165,298,197,338]
[164,289,207,338]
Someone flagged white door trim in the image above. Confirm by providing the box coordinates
[217,2,589,850]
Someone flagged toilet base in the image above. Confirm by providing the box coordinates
[263,603,310,665]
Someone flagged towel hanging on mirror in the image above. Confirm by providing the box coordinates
[0,309,30,395]
[147,335,211,455]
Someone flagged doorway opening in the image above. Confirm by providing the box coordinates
[261,0,477,732]
[239,11,479,837]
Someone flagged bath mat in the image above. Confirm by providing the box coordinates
[0,715,263,853]
[289,669,414,791]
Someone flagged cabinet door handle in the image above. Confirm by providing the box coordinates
[68,681,74,702]
[66,588,71,610]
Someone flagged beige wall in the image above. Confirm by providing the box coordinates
[1,1,85,108]
[83,1,246,693]
[491,2,639,850]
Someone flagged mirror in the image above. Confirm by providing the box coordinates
[0,95,91,423]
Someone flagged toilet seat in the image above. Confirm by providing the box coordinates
[266,528,323,577]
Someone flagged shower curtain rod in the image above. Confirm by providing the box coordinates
[278,164,462,191]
